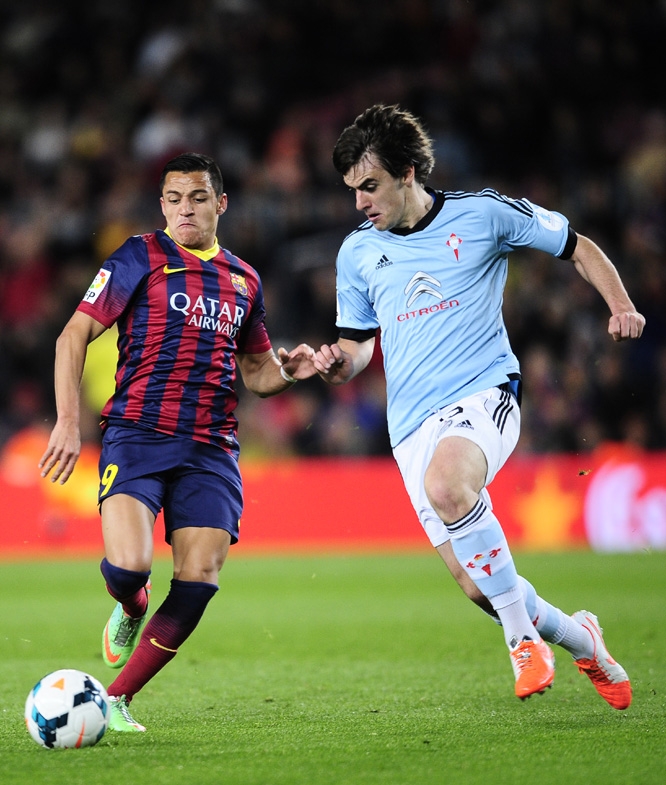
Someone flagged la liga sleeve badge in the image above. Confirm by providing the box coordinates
[83,268,112,303]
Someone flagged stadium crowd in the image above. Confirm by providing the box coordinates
[0,0,664,457]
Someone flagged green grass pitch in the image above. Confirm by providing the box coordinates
[1,549,664,785]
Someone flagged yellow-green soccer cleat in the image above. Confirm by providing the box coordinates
[102,581,150,669]
[108,695,146,732]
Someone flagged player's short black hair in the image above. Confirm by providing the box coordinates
[159,152,224,196]
[332,104,435,185]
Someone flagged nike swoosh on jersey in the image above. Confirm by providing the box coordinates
[163,265,189,274]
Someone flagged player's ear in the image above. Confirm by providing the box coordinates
[217,193,228,215]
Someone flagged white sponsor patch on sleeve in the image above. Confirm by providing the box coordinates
[83,268,112,304]
[529,202,564,232]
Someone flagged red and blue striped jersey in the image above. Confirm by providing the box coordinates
[77,230,273,454]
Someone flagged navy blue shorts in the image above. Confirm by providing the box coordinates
[98,421,242,545]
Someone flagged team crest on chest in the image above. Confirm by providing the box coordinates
[229,273,248,296]
[446,233,463,260]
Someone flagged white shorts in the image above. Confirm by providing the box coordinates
[392,386,520,548]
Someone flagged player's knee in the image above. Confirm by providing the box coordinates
[174,566,222,584]
[425,475,471,523]
[171,528,230,583]
[172,552,226,584]
[100,558,150,598]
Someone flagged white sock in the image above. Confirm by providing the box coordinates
[491,586,543,648]
[448,500,538,649]
[552,614,594,659]
[519,577,594,659]
[448,499,520,598]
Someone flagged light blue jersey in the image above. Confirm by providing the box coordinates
[335,189,572,447]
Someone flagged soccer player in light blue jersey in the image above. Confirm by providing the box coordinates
[314,104,645,708]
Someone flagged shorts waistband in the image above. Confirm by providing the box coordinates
[497,374,522,406]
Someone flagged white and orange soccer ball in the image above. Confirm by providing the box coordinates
[25,669,110,749]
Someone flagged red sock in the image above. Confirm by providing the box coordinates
[108,579,217,701]
[106,584,149,619]
[100,558,150,618]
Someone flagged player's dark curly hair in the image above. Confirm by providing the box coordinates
[159,152,224,196]
[332,104,435,185]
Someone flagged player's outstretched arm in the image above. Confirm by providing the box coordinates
[39,312,107,485]
[570,233,645,342]
[314,336,375,385]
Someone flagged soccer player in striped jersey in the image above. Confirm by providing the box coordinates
[39,152,315,732]
[314,104,644,708]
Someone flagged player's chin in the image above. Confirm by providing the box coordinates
[174,228,201,246]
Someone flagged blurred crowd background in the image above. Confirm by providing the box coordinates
[0,0,664,459]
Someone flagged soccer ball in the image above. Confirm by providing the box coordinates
[25,669,110,749]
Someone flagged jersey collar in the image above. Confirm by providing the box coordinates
[389,188,444,236]
[164,228,220,261]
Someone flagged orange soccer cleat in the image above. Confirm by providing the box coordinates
[572,611,632,710]
[510,637,555,700]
